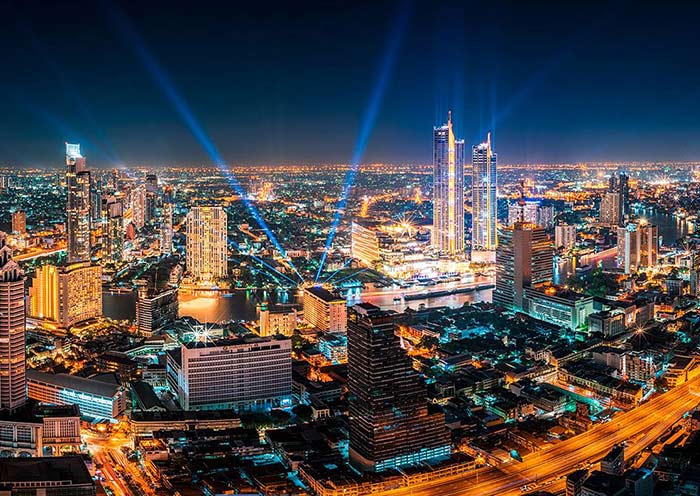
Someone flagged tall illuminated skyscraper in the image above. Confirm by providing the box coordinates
[432,111,465,256]
[105,199,125,264]
[494,222,552,310]
[186,206,228,282]
[472,133,498,254]
[130,185,147,230]
[160,202,174,254]
[348,303,450,472]
[11,210,26,236]
[0,232,27,412]
[65,143,91,263]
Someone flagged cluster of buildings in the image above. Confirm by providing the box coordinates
[3,124,700,496]
[431,112,498,260]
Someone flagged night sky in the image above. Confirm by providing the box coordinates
[1,0,699,167]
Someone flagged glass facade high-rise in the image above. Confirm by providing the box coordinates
[472,133,498,253]
[65,143,91,263]
[348,303,450,472]
[0,232,26,412]
[432,111,465,256]
[160,202,174,254]
[105,199,125,264]
[494,222,553,310]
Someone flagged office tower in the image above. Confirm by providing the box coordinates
[0,175,10,190]
[169,337,291,410]
[11,210,26,236]
[90,177,103,225]
[303,286,347,333]
[348,303,450,472]
[690,252,700,297]
[160,202,174,254]
[130,185,147,230]
[0,232,26,412]
[28,262,102,329]
[432,111,465,256]
[494,222,553,310]
[105,199,124,263]
[618,172,630,218]
[65,143,91,263]
[472,132,498,254]
[136,284,178,336]
[555,223,577,250]
[537,205,555,229]
[144,174,158,224]
[617,223,658,274]
[110,169,120,192]
[185,206,228,281]
[145,173,158,192]
[600,191,621,226]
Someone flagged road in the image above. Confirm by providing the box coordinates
[85,430,156,496]
[386,375,700,496]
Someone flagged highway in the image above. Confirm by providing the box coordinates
[386,375,700,496]
[13,245,66,261]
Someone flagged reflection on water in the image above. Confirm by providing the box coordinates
[635,207,693,246]
[103,284,493,324]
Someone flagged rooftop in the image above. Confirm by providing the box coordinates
[305,286,345,303]
[0,456,93,485]
[26,369,122,398]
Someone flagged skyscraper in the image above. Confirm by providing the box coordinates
[619,172,630,219]
[555,223,577,250]
[432,111,465,256]
[65,143,91,263]
[600,191,621,226]
[11,210,26,236]
[186,206,228,282]
[160,202,174,254]
[130,185,147,230]
[617,222,658,274]
[494,222,553,310]
[90,177,103,226]
[105,199,125,264]
[0,232,26,412]
[472,133,498,254]
[348,303,450,472]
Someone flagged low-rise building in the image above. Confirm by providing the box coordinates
[0,456,95,495]
[26,370,127,421]
[318,333,348,364]
[524,286,595,332]
[588,310,625,338]
[258,303,297,337]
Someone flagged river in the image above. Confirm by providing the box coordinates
[103,280,493,324]
[634,206,694,246]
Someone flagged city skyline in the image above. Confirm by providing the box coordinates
[3,3,700,495]
[2,1,700,167]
